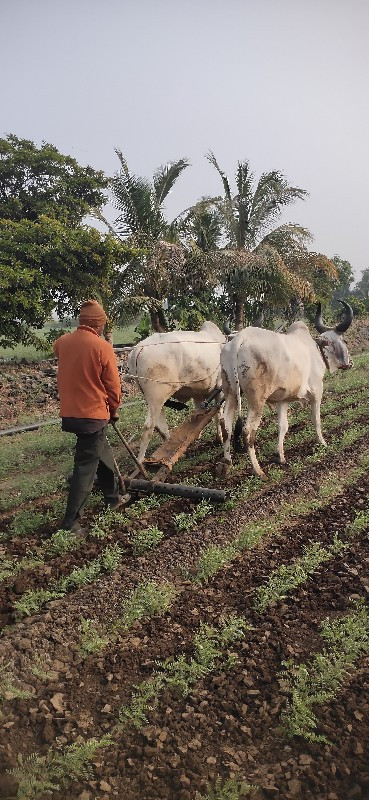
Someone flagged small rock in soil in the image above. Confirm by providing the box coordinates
[50,692,66,712]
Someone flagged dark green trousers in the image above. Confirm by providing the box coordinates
[62,426,119,529]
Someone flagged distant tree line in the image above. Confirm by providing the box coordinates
[0,133,367,348]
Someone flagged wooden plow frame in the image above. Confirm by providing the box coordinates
[112,389,226,504]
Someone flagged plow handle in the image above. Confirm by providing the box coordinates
[111,422,150,480]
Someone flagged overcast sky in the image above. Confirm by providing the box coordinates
[1,0,368,280]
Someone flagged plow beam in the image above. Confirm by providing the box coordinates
[125,478,226,503]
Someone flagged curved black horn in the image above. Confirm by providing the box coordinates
[224,321,232,336]
[314,302,331,334]
[335,300,354,333]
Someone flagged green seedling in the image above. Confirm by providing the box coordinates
[196,777,258,800]
[120,581,176,630]
[118,615,246,730]
[10,734,112,800]
[0,661,33,708]
[130,524,164,554]
[281,600,369,741]
[79,619,109,656]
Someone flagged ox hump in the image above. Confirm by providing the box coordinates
[200,320,226,343]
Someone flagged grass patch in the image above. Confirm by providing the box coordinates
[118,615,247,729]
[79,619,109,656]
[194,543,238,584]
[0,661,33,709]
[120,581,176,630]
[196,777,258,800]
[253,536,348,612]
[281,600,369,741]
[14,543,124,618]
[130,524,164,554]
[10,734,112,800]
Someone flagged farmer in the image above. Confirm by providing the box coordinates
[53,299,123,533]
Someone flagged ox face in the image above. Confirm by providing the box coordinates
[317,330,352,372]
[315,299,353,372]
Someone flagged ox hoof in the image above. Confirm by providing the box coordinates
[215,459,231,479]
[270,453,286,466]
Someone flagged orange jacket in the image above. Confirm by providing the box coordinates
[53,326,121,419]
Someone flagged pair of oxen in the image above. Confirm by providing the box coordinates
[125,302,353,479]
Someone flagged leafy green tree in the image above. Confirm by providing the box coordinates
[163,199,225,329]
[0,135,129,347]
[0,134,107,224]
[0,216,127,347]
[205,153,317,328]
[110,151,191,331]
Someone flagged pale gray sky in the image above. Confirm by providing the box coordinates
[1,0,368,279]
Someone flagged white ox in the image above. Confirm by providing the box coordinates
[125,321,226,463]
[219,302,353,478]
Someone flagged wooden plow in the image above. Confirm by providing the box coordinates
[112,389,226,504]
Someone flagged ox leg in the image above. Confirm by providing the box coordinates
[276,402,289,464]
[222,393,238,464]
[154,410,170,441]
[137,405,165,463]
[311,393,327,447]
[215,407,224,445]
[244,402,267,479]
[215,393,237,477]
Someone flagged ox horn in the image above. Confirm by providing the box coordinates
[335,299,354,333]
[314,302,331,333]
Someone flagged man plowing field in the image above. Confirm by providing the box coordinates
[53,300,123,533]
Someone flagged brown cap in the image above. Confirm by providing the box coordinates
[79,300,107,327]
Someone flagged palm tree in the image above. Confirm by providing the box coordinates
[206,152,314,329]
[110,151,190,331]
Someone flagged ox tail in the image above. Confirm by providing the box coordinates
[233,343,244,452]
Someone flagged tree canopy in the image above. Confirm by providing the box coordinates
[0,135,123,348]
[109,151,192,331]
[1,135,362,347]
[0,216,127,347]
[203,153,321,328]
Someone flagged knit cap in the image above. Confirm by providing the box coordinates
[79,300,107,327]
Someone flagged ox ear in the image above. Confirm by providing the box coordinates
[314,302,331,334]
[335,300,354,333]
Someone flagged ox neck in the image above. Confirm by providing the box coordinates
[316,339,330,371]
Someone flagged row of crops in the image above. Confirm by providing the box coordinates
[0,354,369,799]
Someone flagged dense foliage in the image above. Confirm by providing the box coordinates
[0,135,107,224]
[0,136,125,347]
[0,134,367,347]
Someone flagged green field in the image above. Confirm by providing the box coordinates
[0,322,139,362]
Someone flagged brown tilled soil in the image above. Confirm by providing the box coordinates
[0,351,135,426]
[0,332,369,800]
[1,423,369,798]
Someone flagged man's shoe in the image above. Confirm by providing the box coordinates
[68,520,86,535]
[107,494,130,511]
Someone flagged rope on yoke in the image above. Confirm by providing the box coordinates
[125,363,222,386]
